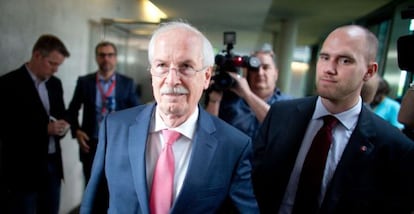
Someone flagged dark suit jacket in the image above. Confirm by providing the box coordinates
[80,104,259,214]
[0,65,66,191]
[67,72,139,144]
[252,96,414,214]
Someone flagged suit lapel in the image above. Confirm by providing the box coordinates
[321,106,376,212]
[171,108,218,211]
[128,104,155,214]
[87,73,97,104]
[289,98,316,147]
[20,66,49,118]
[115,73,124,105]
[274,98,317,200]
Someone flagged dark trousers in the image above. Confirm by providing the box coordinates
[4,154,61,214]
[80,138,98,186]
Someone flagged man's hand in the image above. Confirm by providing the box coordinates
[227,71,270,123]
[48,119,70,137]
[75,129,91,153]
[227,72,253,99]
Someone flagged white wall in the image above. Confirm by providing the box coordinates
[0,0,149,213]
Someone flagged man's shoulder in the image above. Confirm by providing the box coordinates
[360,107,412,145]
[116,73,134,82]
[201,108,250,140]
[0,65,28,86]
[270,96,315,108]
[77,72,96,81]
[47,75,63,85]
[1,65,25,78]
[113,103,149,115]
[271,88,294,102]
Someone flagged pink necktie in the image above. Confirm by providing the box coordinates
[150,129,181,214]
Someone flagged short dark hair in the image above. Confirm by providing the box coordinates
[95,41,117,56]
[377,77,390,95]
[32,34,70,57]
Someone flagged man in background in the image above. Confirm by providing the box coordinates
[0,34,70,214]
[206,44,292,139]
[371,76,404,129]
[67,41,140,185]
[360,73,380,105]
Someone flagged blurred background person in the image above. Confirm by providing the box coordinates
[0,34,70,214]
[360,73,380,106]
[206,44,292,139]
[66,41,140,186]
[371,76,404,129]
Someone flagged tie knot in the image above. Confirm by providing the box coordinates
[323,115,338,130]
[162,129,181,145]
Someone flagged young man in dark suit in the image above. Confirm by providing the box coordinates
[0,34,71,214]
[252,25,414,214]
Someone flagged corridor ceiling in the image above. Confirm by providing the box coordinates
[149,0,396,50]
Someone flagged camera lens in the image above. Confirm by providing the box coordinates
[212,72,235,91]
[248,56,261,68]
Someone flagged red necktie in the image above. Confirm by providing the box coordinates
[150,129,181,214]
[293,115,338,214]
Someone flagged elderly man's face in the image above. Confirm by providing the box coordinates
[150,28,211,126]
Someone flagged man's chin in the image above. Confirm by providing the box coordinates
[161,104,186,116]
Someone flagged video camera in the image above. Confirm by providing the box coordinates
[210,32,261,91]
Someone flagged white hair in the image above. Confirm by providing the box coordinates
[147,21,215,67]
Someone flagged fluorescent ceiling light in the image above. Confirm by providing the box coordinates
[142,0,167,23]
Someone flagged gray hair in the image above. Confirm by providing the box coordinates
[148,21,215,67]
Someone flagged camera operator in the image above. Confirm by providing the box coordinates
[206,44,293,139]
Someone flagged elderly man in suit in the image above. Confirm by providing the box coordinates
[252,25,414,214]
[80,21,258,213]
[0,34,70,214]
[67,41,140,185]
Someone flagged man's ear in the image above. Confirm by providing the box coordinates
[203,67,213,90]
[363,62,378,81]
[33,50,41,58]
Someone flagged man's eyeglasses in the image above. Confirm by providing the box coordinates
[150,64,209,78]
[97,52,116,58]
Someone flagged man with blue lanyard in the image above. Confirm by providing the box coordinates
[67,41,140,185]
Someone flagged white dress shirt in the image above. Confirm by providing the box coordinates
[27,66,56,154]
[279,96,361,214]
[146,106,198,200]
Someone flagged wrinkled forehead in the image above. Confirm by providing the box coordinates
[152,30,203,62]
[157,28,201,45]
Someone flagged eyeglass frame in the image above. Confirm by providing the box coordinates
[97,52,116,58]
[149,64,210,78]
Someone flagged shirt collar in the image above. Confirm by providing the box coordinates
[97,72,116,83]
[153,106,199,140]
[313,96,362,130]
[26,64,49,86]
